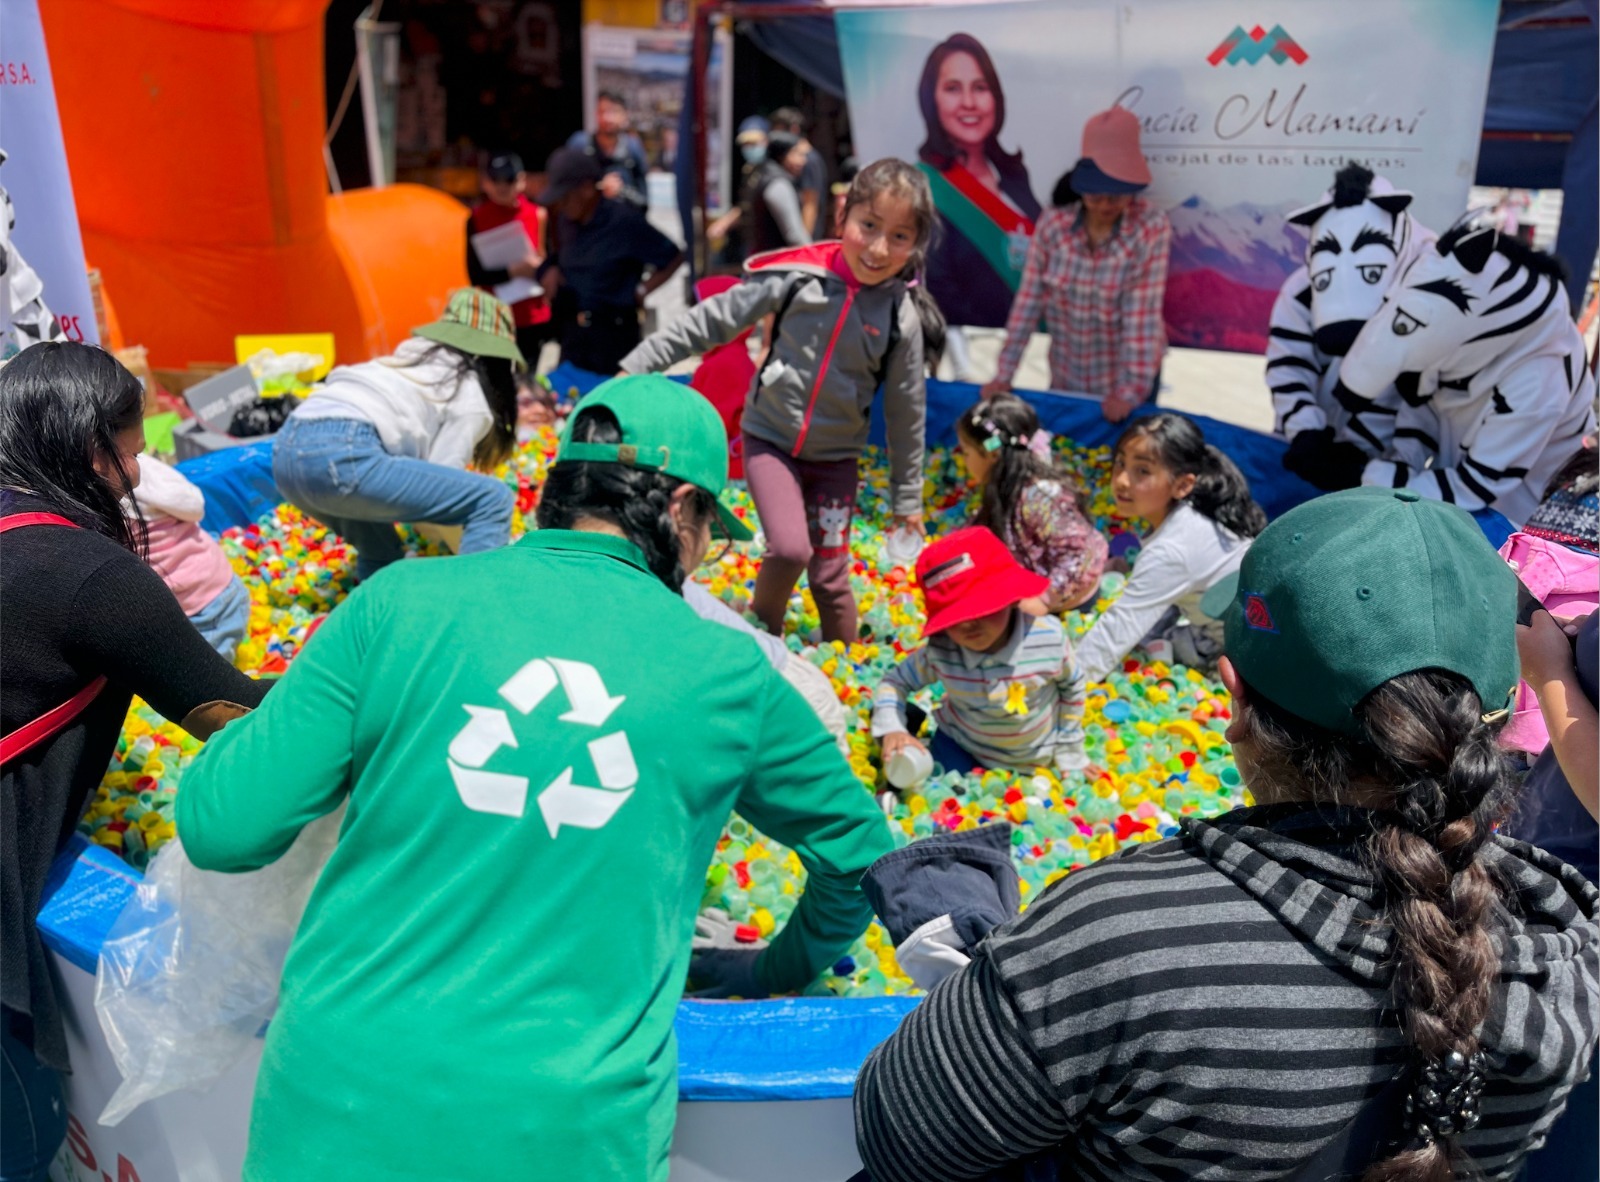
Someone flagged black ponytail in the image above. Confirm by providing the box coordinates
[1192,444,1267,539]
[534,405,718,591]
[1115,413,1266,538]
[905,284,946,375]
[409,342,519,471]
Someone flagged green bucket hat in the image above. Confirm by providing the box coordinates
[413,288,527,372]
[1199,487,1518,736]
[556,374,754,542]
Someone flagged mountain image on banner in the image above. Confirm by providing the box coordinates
[1162,195,1304,353]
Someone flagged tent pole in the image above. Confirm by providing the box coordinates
[691,4,720,278]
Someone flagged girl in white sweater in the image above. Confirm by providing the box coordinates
[273,291,522,581]
[1076,414,1266,682]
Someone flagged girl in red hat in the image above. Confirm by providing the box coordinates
[871,526,1087,779]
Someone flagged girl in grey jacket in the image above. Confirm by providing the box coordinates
[620,159,945,642]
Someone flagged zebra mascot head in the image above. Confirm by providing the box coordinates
[1338,218,1569,400]
[1287,164,1432,357]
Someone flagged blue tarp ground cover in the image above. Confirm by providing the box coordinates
[176,365,1513,549]
[35,836,913,1100]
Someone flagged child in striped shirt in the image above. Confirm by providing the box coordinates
[873,527,1088,779]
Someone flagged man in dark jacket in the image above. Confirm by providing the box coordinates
[537,149,682,375]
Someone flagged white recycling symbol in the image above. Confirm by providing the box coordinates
[446,657,636,838]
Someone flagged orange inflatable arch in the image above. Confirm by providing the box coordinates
[43,0,467,368]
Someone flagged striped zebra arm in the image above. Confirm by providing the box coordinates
[1266,273,1328,440]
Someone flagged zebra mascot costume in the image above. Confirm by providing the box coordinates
[1338,218,1596,526]
[1267,165,1435,490]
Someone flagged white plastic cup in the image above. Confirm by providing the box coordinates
[885,526,923,568]
[885,744,934,789]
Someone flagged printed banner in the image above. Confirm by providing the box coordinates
[837,0,1498,351]
[1,0,98,353]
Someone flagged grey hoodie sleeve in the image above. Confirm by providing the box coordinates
[619,275,789,375]
[882,294,927,518]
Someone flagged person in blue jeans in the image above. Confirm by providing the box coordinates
[274,290,522,582]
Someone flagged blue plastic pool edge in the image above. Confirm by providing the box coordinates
[36,841,918,1101]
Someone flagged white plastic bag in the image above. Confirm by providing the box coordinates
[93,808,343,1126]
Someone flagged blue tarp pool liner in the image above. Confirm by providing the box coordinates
[178,365,1512,543]
[54,368,1508,1101]
[180,367,1331,534]
[36,837,919,1101]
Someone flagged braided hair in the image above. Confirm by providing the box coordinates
[957,394,1082,538]
[1237,668,1516,1180]
[534,405,718,591]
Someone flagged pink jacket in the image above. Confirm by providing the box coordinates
[126,456,237,616]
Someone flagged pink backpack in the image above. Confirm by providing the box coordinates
[1498,531,1599,754]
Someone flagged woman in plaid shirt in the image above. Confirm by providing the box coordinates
[983,107,1172,422]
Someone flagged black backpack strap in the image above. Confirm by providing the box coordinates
[1287,1069,1411,1182]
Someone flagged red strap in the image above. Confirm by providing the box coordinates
[1,676,108,764]
[0,512,80,533]
[0,511,107,764]
[942,164,1036,236]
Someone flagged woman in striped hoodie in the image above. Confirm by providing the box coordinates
[854,487,1598,1182]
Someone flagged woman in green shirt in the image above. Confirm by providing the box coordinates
[177,375,894,1182]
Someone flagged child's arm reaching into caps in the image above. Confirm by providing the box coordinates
[871,645,938,761]
[1054,639,1090,774]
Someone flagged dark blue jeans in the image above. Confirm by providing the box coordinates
[273,416,516,581]
[1,1010,66,1182]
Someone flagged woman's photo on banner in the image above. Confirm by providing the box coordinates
[915,33,1041,330]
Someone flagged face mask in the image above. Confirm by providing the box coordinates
[741,144,766,165]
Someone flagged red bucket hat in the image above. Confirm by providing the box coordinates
[1070,106,1151,194]
[917,527,1049,638]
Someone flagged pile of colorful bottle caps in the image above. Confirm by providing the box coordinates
[81,430,1249,995]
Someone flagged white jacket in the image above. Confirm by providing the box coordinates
[1075,503,1249,683]
[292,338,493,469]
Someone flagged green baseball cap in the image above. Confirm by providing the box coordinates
[556,374,754,542]
[1199,487,1518,735]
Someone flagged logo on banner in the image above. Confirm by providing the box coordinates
[1207,24,1308,67]
[446,657,638,838]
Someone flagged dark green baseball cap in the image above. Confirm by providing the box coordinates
[556,374,754,542]
[1199,487,1518,735]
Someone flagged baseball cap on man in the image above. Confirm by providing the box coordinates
[1199,487,1519,736]
[485,152,524,182]
[917,527,1048,638]
[736,116,771,144]
[538,148,604,207]
[556,374,754,541]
